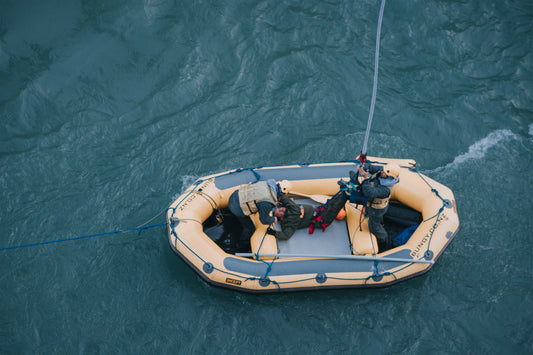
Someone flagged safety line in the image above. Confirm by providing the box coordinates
[361,0,386,157]
[0,222,167,251]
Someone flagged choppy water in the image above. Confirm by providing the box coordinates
[1,0,532,353]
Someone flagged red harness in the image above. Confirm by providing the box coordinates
[308,206,329,234]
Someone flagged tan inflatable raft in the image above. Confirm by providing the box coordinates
[166,157,459,293]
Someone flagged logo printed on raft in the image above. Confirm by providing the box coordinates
[225,278,242,285]
[410,213,447,258]
[178,179,213,212]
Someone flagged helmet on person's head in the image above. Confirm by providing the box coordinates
[384,164,400,179]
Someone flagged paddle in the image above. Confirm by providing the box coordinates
[288,191,331,204]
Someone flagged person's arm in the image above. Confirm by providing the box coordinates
[268,224,296,241]
[357,163,382,179]
[278,194,297,208]
[266,195,299,240]
[360,180,390,199]
[365,163,383,175]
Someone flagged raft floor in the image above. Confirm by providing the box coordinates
[276,198,351,257]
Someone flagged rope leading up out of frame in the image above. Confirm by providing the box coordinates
[360,0,386,163]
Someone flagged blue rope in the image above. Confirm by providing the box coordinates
[261,258,275,279]
[255,229,271,259]
[243,258,283,292]
[362,259,396,285]
[0,222,167,251]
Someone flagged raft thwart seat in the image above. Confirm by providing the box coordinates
[250,213,278,260]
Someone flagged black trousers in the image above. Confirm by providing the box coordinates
[367,205,390,250]
[317,192,349,225]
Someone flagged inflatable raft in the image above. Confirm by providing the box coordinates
[166,157,459,293]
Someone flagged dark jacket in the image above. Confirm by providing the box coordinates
[272,194,315,240]
[360,164,392,217]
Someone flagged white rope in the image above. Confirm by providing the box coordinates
[361,0,386,157]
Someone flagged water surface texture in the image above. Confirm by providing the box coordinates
[1,0,532,353]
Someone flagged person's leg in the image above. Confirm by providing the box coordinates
[227,191,254,252]
[368,214,390,251]
[233,215,254,252]
[319,192,348,225]
[238,216,255,238]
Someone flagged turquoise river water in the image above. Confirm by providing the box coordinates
[1,0,532,354]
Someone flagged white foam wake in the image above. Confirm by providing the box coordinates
[170,175,199,202]
[429,129,518,174]
[449,129,516,166]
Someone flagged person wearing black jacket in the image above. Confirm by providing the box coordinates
[267,190,350,240]
[356,163,401,250]
[266,194,315,240]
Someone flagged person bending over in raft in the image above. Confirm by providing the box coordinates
[228,179,281,237]
[266,187,351,240]
[356,163,400,251]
